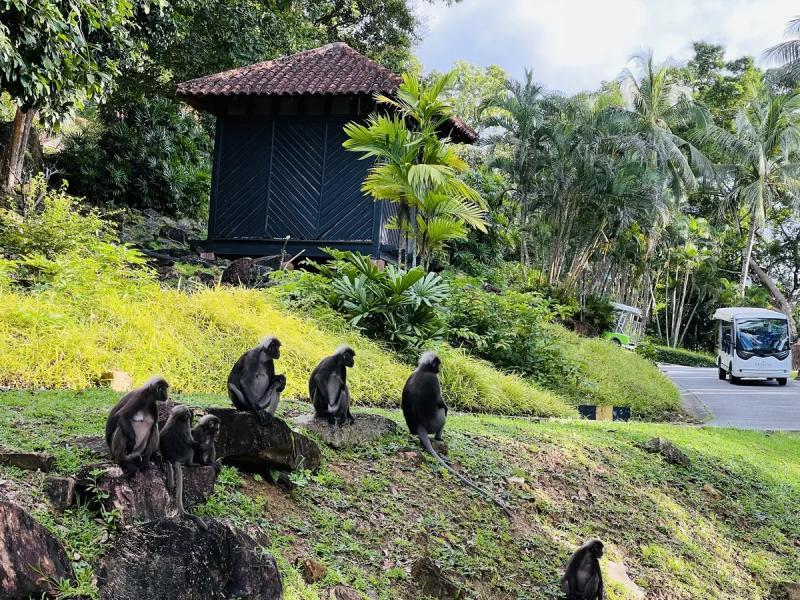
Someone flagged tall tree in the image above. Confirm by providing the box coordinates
[691,91,800,296]
[482,71,547,265]
[0,0,144,194]
[765,17,800,83]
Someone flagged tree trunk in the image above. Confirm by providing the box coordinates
[0,107,33,194]
[749,258,797,338]
[740,214,758,297]
[519,191,529,266]
[396,202,409,269]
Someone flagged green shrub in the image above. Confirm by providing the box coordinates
[275,250,448,352]
[652,345,717,368]
[57,96,211,217]
[444,276,577,386]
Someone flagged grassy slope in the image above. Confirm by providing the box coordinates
[654,345,718,368]
[0,286,572,417]
[550,327,683,419]
[1,389,797,600]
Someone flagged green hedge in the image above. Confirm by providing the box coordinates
[654,345,717,368]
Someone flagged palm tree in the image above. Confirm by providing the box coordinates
[482,70,546,265]
[691,91,800,295]
[764,17,800,82]
[618,51,711,201]
[343,71,484,268]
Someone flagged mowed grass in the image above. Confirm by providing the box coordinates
[0,285,573,417]
[1,389,797,599]
[550,327,683,419]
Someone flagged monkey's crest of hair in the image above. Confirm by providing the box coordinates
[335,344,354,355]
[417,351,439,369]
[143,375,168,388]
[260,336,279,348]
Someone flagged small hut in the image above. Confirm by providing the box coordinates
[177,42,477,259]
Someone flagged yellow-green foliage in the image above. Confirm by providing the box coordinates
[438,346,573,416]
[0,284,574,416]
[550,326,681,418]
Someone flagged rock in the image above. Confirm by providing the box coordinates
[207,408,321,473]
[69,435,109,458]
[199,252,216,261]
[221,257,272,287]
[75,463,217,526]
[0,450,55,472]
[774,582,800,600]
[253,254,284,270]
[292,413,399,449]
[505,476,525,486]
[606,560,645,600]
[431,440,448,456]
[155,264,179,281]
[411,556,464,599]
[99,370,133,392]
[642,437,691,467]
[43,476,76,512]
[159,224,189,245]
[98,518,282,600]
[323,586,363,600]
[702,483,723,501]
[0,501,74,599]
[297,556,327,584]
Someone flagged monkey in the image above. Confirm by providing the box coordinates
[308,345,355,425]
[159,404,207,531]
[560,539,604,600]
[105,376,166,477]
[401,352,513,518]
[227,336,283,424]
[191,414,222,473]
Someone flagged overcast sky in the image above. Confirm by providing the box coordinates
[413,0,800,93]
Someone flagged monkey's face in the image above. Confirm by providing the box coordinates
[156,380,169,401]
[591,542,604,558]
[430,357,441,374]
[203,416,221,437]
[264,339,281,360]
[344,349,355,368]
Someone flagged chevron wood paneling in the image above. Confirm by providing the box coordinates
[212,118,271,239]
[266,119,325,239]
[318,120,374,241]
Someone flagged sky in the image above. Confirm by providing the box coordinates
[413,0,800,93]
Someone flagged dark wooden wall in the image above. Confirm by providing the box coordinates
[207,113,386,258]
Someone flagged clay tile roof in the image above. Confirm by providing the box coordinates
[176,42,478,144]
[176,42,402,99]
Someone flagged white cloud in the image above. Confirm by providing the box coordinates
[414,0,800,92]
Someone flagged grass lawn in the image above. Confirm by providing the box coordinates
[1,389,797,599]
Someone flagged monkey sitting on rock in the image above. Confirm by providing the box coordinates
[105,376,167,476]
[227,336,285,424]
[309,345,355,425]
[192,414,222,472]
[561,539,604,600]
[159,404,207,530]
[402,352,513,518]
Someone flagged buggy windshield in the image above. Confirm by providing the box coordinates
[735,318,790,354]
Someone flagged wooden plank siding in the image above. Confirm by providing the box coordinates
[206,115,385,258]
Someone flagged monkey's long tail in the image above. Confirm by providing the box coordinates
[417,428,513,519]
[174,463,209,531]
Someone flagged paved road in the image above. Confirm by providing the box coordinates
[661,365,800,430]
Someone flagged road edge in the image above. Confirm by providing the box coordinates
[658,363,714,424]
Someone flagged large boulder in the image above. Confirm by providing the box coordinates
[75,463,218,526]
[207,408,321,472]
[292,413,399,449]
[0,450,55,472]
[98,518,282,600]
[0,501,74,599]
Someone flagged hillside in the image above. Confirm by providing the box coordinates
[0,389,797,599]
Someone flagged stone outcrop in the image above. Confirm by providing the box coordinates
[98,518,282,600]
[292,413,399,448]
[75,463,218,526]
[207,408,321,472]
[221,257,273,287]
[411,556,464,599]
[0,450,55,472]
[0,501,74,599]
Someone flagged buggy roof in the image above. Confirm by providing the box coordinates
[712,307,787,322]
